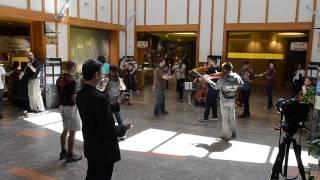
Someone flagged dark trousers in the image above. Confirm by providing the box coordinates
[176,78,185,100]
[154,90,165,114]
[86,158,114,180]
[292,84,301,98]
[204,88,218,119]
[241,89,251,115]
[266,86,274,109]
[124,75,136,91]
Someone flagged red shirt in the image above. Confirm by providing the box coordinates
[56,73,76,106]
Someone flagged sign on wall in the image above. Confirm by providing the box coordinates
[137,41,148,48]
[46,35,58,45]
[290,42,308,51]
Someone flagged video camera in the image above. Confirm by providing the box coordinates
[276,98,310,137]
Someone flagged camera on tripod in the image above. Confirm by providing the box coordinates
[276,98,310,137]
[270,98,311,180]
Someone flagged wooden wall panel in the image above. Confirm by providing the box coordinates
[31,21,46,61]
[110,31,119,64]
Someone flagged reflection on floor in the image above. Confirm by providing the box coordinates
[0,86,319,180]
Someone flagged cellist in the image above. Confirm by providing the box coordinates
[198,56,221,122]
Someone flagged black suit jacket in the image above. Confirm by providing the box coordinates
[76,84,126,163]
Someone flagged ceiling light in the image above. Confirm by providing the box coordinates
[172,32,196,35]
[277,32,305,36]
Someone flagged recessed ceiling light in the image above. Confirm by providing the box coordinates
[172,32,196,35]
[277,32,304,36]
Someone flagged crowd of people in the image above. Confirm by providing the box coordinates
[0,51,314,180]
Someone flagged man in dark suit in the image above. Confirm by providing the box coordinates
[76,59,131,180]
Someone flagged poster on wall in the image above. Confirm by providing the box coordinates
[46,35,58,45]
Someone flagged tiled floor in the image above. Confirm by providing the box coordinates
[0,86,319,180]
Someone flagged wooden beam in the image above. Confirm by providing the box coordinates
[65,17,124,31]
[118,0,120,24]
[222,0,228,61]
[42,0,45,12]
[95,0,98,21]
[144,0,146,25]
[224,22,313,31]
[136,24,199,32]
[265,0,269,23]
[134,0,137,58]
[237,0,241,23]
[110,31,120,65]
[27,0,30,9]
[111,0,113,23]
[55,22,59,57]
[164,0,167,25]
[77,0,80,18]
[125,0,127,56]
[0,5,56,22]
[196,0,202,64]
[210,0,214,54]
[295,0,300,22]
[55,0,57,15]
[187,0,190,24]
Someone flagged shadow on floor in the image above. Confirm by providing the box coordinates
[195,140,232,152]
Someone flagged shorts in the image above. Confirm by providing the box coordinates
[59,105,81,131]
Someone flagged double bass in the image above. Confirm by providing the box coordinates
[191,65,223,104]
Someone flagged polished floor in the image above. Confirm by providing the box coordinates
[0,85,319,180]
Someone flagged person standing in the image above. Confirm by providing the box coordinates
[256,62,276,109]
[154,58,173,116]
[238,61,254,118]
[76,59,131,180]
[214,62,243,140]
[200,56,221,122]
[0,65,6,118]
[292,64,305,97]
[19,52,45,113]
[172,58,186,102]
[98,65,127,140]
[97,55,110,76]
[56,61,82,163]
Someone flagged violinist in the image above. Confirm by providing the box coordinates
[199,56,221,122]
[238,61,255,118]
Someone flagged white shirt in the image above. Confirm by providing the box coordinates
[293,69,305,82]
[0,66,5,89]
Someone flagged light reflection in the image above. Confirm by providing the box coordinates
[22,112,317,167]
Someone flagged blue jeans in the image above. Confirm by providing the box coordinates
[0,89,4,114]
[154,90,165,114]
[114,111,123,125]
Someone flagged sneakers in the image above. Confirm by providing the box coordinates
[59,149,67,160]
[161,111,169,115]
[199,118,209,122]
[65,153,82,163]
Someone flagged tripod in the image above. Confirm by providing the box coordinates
[270,132,306,180]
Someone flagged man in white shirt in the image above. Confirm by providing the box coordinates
[0,65,5,118]
[292,64,305,97]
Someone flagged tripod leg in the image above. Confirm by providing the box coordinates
[292,139,306,180]
[270,139,288,179]
[283,139,291,177]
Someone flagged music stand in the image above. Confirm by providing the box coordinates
[184,82,195,112]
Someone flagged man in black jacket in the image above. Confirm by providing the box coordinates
[76,59,131,180]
